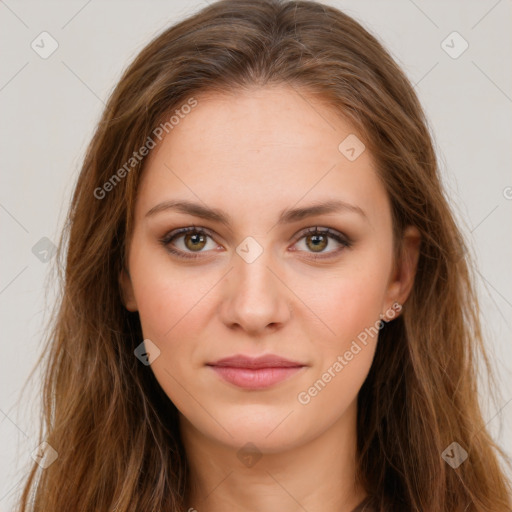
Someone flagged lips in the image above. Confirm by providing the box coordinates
[206,354,306,390]
[208,354,305,369]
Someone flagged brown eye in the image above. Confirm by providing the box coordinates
[160,226,217,259]
[305,232,328,252]
[183,231,207,251]
[293,227,352,259]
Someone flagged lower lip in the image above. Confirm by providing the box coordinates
[208,365,305,389]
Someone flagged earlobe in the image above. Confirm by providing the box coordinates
[384,225,421,318]
[119,267,138,312]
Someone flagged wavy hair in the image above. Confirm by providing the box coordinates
[16,0,511,510]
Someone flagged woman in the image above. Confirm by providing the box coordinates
[16,0,511,510]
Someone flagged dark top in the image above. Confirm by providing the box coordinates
[351,496,375,512]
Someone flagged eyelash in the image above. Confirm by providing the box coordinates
[159,225,352,261]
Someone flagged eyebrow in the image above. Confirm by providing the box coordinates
[145,199,368,225]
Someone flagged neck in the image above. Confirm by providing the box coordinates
[179,399,366,512]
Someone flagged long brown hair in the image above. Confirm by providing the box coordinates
[16,0,511,510]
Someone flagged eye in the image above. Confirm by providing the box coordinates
[159,226,218,260]
[292,226,352,259]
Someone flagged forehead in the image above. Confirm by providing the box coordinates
[136,85,389,228]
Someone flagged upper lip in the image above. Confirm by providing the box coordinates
[207,354,306,369]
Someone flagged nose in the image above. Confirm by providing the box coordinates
[218,245,292,336]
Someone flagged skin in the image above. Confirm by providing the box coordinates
[120,85,420,512]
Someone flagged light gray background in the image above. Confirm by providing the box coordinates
[1,0,511,509]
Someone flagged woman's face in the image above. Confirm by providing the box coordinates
[120,85,419,453]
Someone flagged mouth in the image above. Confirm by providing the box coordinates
[206,354,307,390]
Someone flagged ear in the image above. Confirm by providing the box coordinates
[382,225,421,320]
[119,267,138,312]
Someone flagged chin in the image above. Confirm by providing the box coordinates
[183,405,309,452]
[223,427,306,455]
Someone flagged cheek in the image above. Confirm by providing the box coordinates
[295,272,383,423]
[128,245,217,401]
[131,260,209,413]
[129,243,212,340]
[293,253,389,408]
[303,255,390,351]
